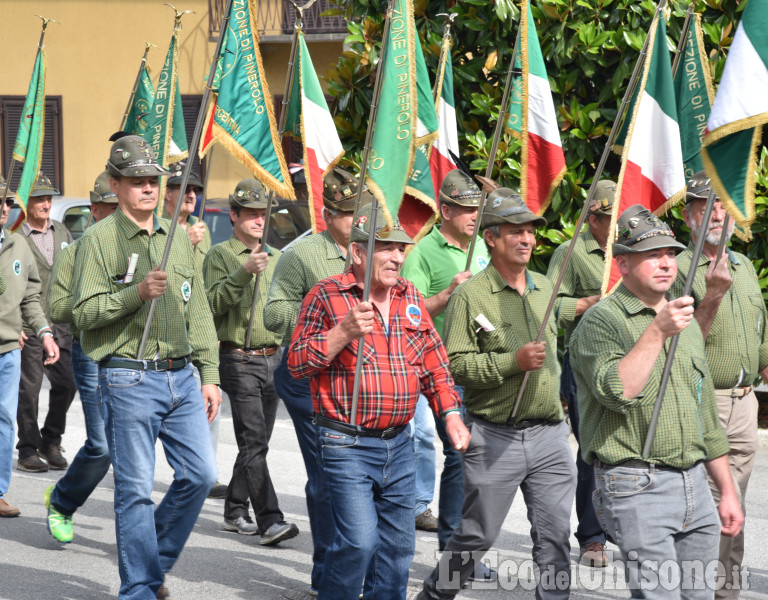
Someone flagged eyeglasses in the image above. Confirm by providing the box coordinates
[4,198,14,207]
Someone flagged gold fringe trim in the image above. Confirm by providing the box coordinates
[198,93,217,159]
[693,13,716,106]
[519,1,530,203]
[433,35,452,116]
[701,126,761,240]
[535,164,567,217]
[402,183,438,243]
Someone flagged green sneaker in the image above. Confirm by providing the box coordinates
[44,484,73,543]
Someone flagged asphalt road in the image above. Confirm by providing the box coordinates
[1,384,767,599]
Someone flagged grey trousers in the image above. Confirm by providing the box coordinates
[422,417,576,600]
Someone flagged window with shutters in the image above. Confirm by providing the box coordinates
[0,96,64,193]
[181,94,206,177]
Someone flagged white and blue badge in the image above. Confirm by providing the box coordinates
[181,281,191,302]
[477,256,489,270]
[13,259,22,276]
[406,303,421,327]
[61,241,68,250]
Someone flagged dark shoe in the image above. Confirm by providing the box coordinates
[580,542,608,568]
[222,515,259,535]
[156,583,170,599]
[466,562,498,584]
[207,481,227,499]
[259,521,299,546]
[17,454,48,472]
[0,498,20,517]
[415,508,438,531]
[39,445,67,470]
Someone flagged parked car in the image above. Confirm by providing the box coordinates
[201,195,311,250]
[7,197,92,240]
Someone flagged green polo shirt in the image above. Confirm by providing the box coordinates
[401,226,490,338]
[264,230,347,341]
[570,284,729,468]
[546,229,605,347]
[48,239,80,337]
[673,245,768,389]
[443,261,563,425]
[72,208,220,385]
[203,235,282,349]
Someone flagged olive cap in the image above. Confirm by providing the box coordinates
[106,135,171,178]
[167,161,204,190]
[588,180,617,216]
[0,174,14,200]
[439,170,482,207]
[613,204,685,255]
[349,202,414,245]
[29,172,60,197]
[685,170,715,204]
[90,171,119,204]
[323,167,368,212]
[481,188,546,229]
[229,178,277,210]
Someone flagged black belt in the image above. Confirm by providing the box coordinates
[595,458,685,472]
[221,342,279,356]
[314,414,407,440]
[99,356,191,372]
[512,418,551,430]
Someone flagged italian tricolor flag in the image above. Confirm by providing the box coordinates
[602,13,685,294]
[506,0,566,216]
[429,38,460,199]
[702,0,768,240]
[285,32,344,233]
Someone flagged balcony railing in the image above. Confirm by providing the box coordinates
[209,0,348,42]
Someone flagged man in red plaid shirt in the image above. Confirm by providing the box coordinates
[288,202,470,600]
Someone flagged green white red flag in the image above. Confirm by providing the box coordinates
[200,0,294,199]
[401,38,440,242]
[429,36,460,199]
[285,31,344,233]
[365,0,418,230]
[11,49,46,231]
[506,0,566,216]
[701,0,768,240]
[602,14,685,294]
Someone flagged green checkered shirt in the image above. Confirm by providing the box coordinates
[673,245,768,388]
[546,229,604,347]
[570,283,729,468]
[203,235,282,348]
[443,261,563,425]
[264,230,347,341]
[72,208,220,385]
[161,209,212,272]
[48,239,80,337]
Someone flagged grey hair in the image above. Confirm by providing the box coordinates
[483,225,500,253]
[323,206,340,220]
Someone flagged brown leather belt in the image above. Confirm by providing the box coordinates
[715,386,753,398]
[220,342,279,356]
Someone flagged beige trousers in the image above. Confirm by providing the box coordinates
[708,389,758,600]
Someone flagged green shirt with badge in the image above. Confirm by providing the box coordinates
[569,283,729,468]
[48,239,81,338]
[401,225,490,338]
[672,245,768,389]
[443,261,563,425]
[546,229,605,347]
[203,235,282,349]
[71,208,220,385]
[264,230,347,341]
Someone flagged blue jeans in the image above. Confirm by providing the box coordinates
[593,462,720,600]
[0,349,21,498]
[562,351,605,547]
[99,363,216,600]
[435,389,465,551]
[410,395,436,516]
[315,425,415,600]
[50,341,111,515]
[274,351,334,591]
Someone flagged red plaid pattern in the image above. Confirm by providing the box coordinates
[288,268,460,429]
